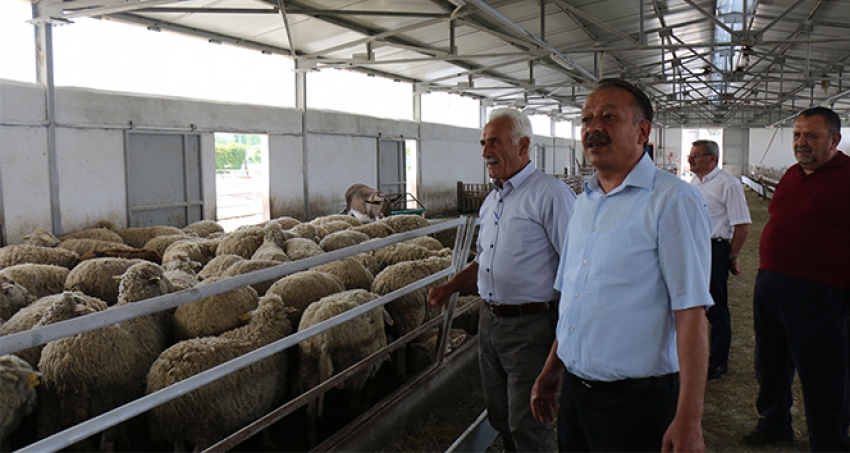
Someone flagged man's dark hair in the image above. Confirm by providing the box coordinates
[799,106,841,134]
[692,140,720,157]
[594,78,654,124]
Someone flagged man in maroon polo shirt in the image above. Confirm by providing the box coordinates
[741,107,850,451]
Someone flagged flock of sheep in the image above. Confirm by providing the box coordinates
[0,213,482,451]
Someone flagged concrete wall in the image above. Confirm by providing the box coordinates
[0,79,487,244]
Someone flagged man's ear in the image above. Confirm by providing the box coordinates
[637,119,652,146]
[518,136,530,156]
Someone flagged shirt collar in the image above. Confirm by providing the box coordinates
[585,153,655,195]
[696,165,722,183]
[792,150,849,176]
[495,161,535,196]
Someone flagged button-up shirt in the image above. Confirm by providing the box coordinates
[555,154,713,381]
[476,162,576,305]
[690,166,751,239]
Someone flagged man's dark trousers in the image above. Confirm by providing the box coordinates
[708,239,731,370]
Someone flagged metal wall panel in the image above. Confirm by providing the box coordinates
[125,131,204,228]
[378,138,406,195]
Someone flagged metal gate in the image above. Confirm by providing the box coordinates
[378,138,406,196]
[125,130,204,228]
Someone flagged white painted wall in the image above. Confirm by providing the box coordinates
[419,123,483,215]
[749,126,850,173]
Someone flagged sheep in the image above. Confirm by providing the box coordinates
[0,281,36,321]
[352,253,380,278]
[64,257,143,305]
[286,223,322,244]
[352,222,395,239]
[0,292,108,368]
[0,354,41,446]
[144,234,196,257]
[297,289,390,444]
[372,240,451,270]
[162,258,200,291]
[172,276,258,341]
[37,262,174,450]
[57,238,133,255]
[310,214,362,228]
[283,237,325,261]
[270,216,302,230]
[58,227,125,244]
[77,247,163,264]
[371,256,452,380]
[0,264,69,299]
[449,295,482,335]
[407,236,445,251]
[251,220,292,262]
[311,257,374,291]
[22,228,61,247]
[312,220,352,235]
[376,214,430,233]
[217,226,265,259]
[116,226,186,248]
[0,245,80,270]
[265,270,345,327]
[146,293,294,451]
[162,240,206,267]
[319,230,371,252]
[182,220,224,238]
[197,254,244,280]
[221,259,283,296]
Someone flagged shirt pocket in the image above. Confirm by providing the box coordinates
[504,218,538,256]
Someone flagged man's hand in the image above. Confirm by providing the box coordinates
[730,257,743,276]
[531,341,562,424]
[427,285,454,308]
[662,416,705,453]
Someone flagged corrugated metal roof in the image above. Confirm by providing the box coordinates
[34,0,850,126]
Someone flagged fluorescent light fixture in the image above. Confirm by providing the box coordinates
[550,53,575,70]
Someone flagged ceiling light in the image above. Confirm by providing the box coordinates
[550,53,574,70]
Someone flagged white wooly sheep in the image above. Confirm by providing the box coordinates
[313,220,353,235]
[0,264,69,299]
[144,234,198,257]
[265,270,345,327]
[270,216,302,230]
[221,259,284,296]
[198,254,244,281]
[311,257,374,291]
[0,281,36,322]
[371,256,453,340]
[283,237,325,261]
[319,230,371,253]
[0,354,41,446]
[251,220,292,262]
[372,240,452,270]
[352,253,380,278]
[286,223,322,244]
[406,236,445,251]
[409,328,469,375]
[146,293,295,451]
[57,238,133,256]
[182,220,225,238]
[162,238,219,268]
[0,292,108,367]
[172,276,258,341]
[217,226,266,259]
[376,214,430,233]
[352,222,395,239]
[59,227,125,244]
[162,258,200,291]
[0,245,80,270]
[116,226,186,249]
[22,228,61,247]
[297,289,390,438]
[37,262,174,448]
[310,214,363,228]
[64,257,144,305]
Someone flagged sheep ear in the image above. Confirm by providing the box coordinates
[28,372,41,389]
[148,275,161,283]
[382,308,394,326]
[239,311,252,323]
[112,274,122,282]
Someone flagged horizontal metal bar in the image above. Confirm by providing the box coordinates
[130,201,204,212]
[136,7,450,18]
[0,217,466,356]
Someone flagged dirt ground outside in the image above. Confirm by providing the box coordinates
[384,187,818,453]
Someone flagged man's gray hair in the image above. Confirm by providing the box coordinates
[693,140,720,156]
[488,108,534,146]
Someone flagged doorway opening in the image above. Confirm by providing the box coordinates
[214,133,269,232]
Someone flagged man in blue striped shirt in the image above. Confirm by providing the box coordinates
[531,79,713,453]
[429,108,576,452]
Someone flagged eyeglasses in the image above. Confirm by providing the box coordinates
[687,153,712,159]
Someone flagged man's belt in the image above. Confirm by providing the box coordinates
[567,371,680,392]
[483,301,555,317]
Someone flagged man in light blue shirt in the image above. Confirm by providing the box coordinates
[429,108,575,452]
[531,79,713,453]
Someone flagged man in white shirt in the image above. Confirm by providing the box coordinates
[688,140,751,380]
